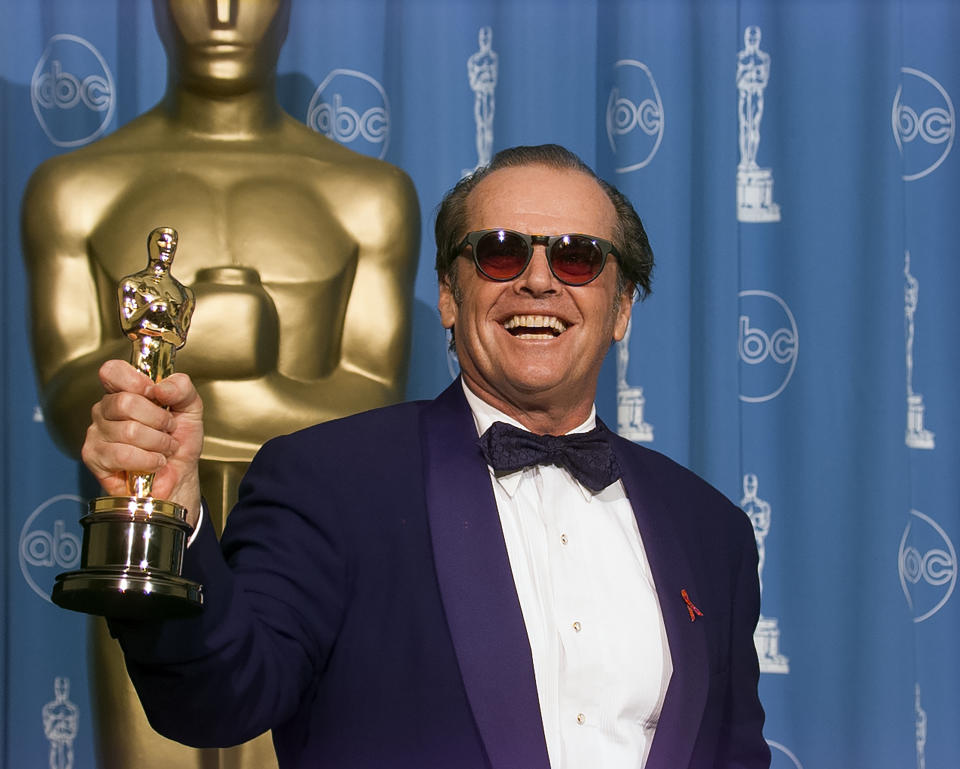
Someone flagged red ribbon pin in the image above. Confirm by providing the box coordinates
[681,589,703,622]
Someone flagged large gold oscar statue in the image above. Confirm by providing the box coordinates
[21,1,419,767]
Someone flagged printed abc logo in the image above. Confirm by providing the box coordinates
[738,290,799,403]
[307,69,390,159]
[899,508,957,623]
[31,34,115,148]
[19,494,84,603]
[605,60,664,173]
[892,67,955,181]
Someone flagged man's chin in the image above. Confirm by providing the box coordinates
[498,373,575,403]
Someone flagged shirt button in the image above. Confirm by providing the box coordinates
[560,534,568,545]
[576,713,585,725]
[572,621,582,632]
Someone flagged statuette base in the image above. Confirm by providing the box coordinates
[51,495,203,618]
[906,394,935,450]
[737,167,781,222]
[617,386,654,443]
[754,615,789,674]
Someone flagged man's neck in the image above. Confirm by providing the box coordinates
[461,376,595,436]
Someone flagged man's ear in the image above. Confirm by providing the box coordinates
[612,282,634,342]
[438,275,458,330]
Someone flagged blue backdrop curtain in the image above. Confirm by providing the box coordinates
[2,1,957,767]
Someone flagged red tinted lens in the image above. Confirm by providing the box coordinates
[475,230,530,280]
[549,235,604,284]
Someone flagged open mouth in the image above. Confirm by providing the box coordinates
[503,314,568,340]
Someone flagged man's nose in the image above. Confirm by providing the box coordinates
[514,246,559,295]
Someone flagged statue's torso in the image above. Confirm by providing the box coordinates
[87,149,361,381]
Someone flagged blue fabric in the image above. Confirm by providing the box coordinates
[3,1,957,767]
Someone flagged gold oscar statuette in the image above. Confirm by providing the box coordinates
[52,227,203,618]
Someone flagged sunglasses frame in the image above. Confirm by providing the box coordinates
[456,228,620,286]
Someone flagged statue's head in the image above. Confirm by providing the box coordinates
[478,26,492,52]
[744,25,761,50]
[153,0,291,95]
[148,227,179,266]
[54,677,70,701]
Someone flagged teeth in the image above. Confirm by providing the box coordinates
[503,315,568,334]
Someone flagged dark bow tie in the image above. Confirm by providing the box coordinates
[478,421,622,492]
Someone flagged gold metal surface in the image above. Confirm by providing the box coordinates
[120,226,194,499]
[52,227,204,620]
[21,1,419,766]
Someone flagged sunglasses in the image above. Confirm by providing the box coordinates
[456,228,620,286]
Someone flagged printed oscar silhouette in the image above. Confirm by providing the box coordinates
[736,25,781,222]
[42,678,79,769]
[904,251,934,449]
[21,1,419,767]
[467,26,498,171]
[741,474,789,674]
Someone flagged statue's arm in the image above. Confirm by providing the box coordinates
[192,165,421,460]
[338,164,420,395]
[735,58,749,85]
[758,53,772,82]
[21,160,127,455]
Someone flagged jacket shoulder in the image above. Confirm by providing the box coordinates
[258,399,428,459]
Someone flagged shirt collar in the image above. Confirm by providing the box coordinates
[461,379,598,499]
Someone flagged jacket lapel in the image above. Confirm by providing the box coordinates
[422,381,551,769]
[610,433,710,769]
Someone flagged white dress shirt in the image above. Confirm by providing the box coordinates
[463,382,672,769]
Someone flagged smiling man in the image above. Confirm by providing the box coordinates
[82,145,769,768]
[438,160,631,434]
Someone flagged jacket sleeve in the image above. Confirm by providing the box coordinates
[109,435,349,747]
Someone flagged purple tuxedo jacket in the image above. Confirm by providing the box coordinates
[115,380,769,769]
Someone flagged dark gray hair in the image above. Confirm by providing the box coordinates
[434,144,654,300]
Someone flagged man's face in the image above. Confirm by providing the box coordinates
[438,164,633,430]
